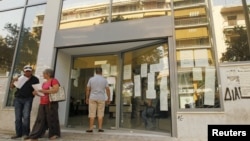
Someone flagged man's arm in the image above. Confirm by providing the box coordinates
[105,87,111,104]
[85,86,90,104]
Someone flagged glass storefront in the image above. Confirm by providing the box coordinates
[68,55,118,129]
[176,49,220,109]
[121,42,171,132]
[5,4,47,106]
[59,0,171,29]
[68,42,171,133]
[0,9,24,77]
[112,0,171,22]
[60,0,110,29]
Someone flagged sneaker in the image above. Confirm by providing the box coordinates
[11,135,22,139]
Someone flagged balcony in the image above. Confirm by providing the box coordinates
[174,0,205,9]
[175,17,208,28]
[176,38,210,49]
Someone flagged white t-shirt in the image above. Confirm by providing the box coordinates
[87,74,109,101]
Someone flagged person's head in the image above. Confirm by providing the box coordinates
[23,65,33,77]
[43,68,55,79]
[95,67,102,75]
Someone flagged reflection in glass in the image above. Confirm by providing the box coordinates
[112,0,171,22]
[0,9,23,77]
[6,5,46,106]
[122,43,171,133]
[219,0,250,62]
[0,0,25,11]
[28,0,47,5]
[176,49,220,109]
[59,0,110,29]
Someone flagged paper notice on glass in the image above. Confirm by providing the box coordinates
[32,84,44,96]
[14,75,29,89]
[105,86,113,101]
[123,64,131,80]
[159,57,169,70]
[150,64,160,73]
[71,68,80,79]
[180,50,194,68]
[147,72,155,90]
[194,49,209,67]
[146,90,156,99]
[204,68,215,105]
[160,76,168,91]
[160,91,168,111]
[101,64,110,76]
[134,75,141,97]
[140,63,147,78]
[107,77,116,85]
[192,68,202,81]
[110,65,117,76]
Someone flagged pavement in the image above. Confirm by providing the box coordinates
[0,128,178,141]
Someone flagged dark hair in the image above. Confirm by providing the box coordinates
[43,68,55,78]
[95,67,102,74]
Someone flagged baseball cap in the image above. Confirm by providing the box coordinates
[23,65,32,71]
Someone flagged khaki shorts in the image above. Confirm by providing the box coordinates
[88,99,105,118]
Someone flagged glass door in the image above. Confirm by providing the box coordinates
[121,42,171,133]
[67,54,118,130]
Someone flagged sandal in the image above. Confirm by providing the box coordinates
[49,135,59,140]
[98,129,104,132]
[86,129,93,133]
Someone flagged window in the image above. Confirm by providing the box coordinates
[6,5,46,106]
[0,9,24,77]
[59,0,110,29]
[227,15,237,26]
[176,49,220,109]
[121,43,171,132]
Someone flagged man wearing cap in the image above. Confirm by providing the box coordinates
[10,65,39,139]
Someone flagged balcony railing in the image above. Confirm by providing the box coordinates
[176,38,210,49]
[175,17,208,27]
[174,0,205,8]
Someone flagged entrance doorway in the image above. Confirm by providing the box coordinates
[67,54,118,130]
[66,41,171,133]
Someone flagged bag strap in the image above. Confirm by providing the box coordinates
[50,78,54,87]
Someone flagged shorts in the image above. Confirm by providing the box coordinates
[88,99,105,118]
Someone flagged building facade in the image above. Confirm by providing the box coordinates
[0,0,250,140]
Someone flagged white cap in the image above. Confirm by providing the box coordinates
[23,65,32,71]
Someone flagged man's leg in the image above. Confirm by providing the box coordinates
[12,98,23,138]
[97,117,103,130]
[97,100,105,131]
[87,100,97,132]
[89,117,95,130]
[22,97,33,136]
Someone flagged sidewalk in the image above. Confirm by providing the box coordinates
[0,128,177,141]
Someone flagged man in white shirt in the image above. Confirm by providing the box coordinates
[85,67,110,132]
